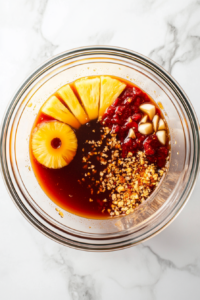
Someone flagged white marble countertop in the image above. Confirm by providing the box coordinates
[1,0,200,299]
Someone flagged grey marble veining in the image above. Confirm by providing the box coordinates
[150,2,200,73]
[0,0,200,299]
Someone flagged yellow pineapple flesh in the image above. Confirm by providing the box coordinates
[56,84,89,125]
[74,77,100,120]
[41,95,80,129]
[99,76,126,117]
[31,121,77,169]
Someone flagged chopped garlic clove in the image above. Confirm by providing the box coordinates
[156,130,167,145]
[138,123,153,135]
[140,115,148,124]
[158,119,166,130]
[128,117,132,123]
[152,115,159,132]
[128,128,136,139]
[139,104,156,120]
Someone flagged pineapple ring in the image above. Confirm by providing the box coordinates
[31,121,77,169]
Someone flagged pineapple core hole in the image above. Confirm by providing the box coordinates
[51,138,62,149]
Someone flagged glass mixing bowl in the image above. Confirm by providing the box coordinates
[0,46,199,251]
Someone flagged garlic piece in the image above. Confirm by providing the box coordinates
[152,115,159,132]
[156,130,166,145]
[138,123,153,135]
[140,115,148,124]
[128,117,132,123]
[158,119,166,130]
[139,104,156,121]
[128,128,136,139]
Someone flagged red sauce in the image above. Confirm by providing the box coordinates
[101,85,169,168]
[30,79,169,219]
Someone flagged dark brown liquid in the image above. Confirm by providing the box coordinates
[51,138,62,149]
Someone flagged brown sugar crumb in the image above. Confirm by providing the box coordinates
[55,208,64,218]
[59,211,64,218]
[158,101,164,110]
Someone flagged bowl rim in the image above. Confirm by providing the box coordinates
[1,45,200,251]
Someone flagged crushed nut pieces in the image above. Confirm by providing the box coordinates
[78,126,167,217]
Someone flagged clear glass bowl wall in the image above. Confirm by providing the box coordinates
[1,46,199,251]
